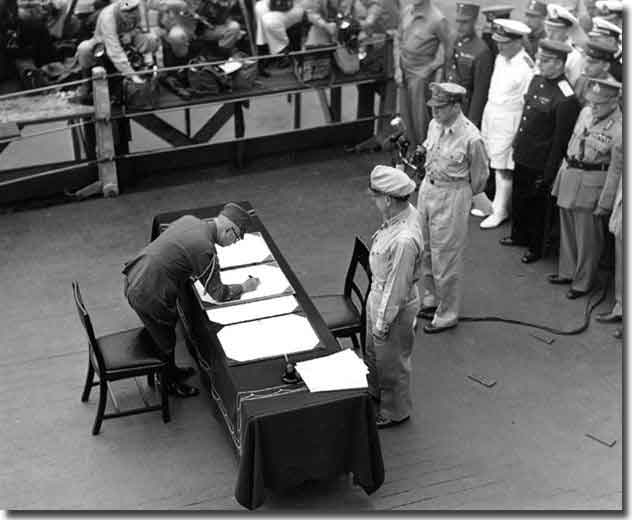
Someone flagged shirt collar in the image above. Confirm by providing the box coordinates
[441,112,465,135]
[380,204,412,229]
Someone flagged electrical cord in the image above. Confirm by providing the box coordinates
[458,276,610,336]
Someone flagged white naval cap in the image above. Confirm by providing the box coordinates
[546,3,579,27]
[492,18,531,42]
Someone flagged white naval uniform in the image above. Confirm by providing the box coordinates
[481,48,534,170]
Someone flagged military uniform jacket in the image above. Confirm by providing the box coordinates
[445,33,493,128]
[552,105,623,210]
[513,74,581,184]
[123,215,242,318]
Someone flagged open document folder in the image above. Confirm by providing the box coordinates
[215,232,273,269]
[295,348,368,392]
[195,264,293,305]
[217,314,320,362]
[207,295,299,325]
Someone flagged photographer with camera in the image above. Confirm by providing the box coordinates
[73,0,160,103]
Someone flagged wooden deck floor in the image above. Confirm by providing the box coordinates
[0,150,622,510]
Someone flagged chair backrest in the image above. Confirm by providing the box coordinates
[343,236,372,317]
[72,281,106,373]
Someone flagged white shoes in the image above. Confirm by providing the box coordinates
[480,213,508,229]
[470,208,488,218]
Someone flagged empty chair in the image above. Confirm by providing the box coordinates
[74,281,170,435]
[311,237,372,355]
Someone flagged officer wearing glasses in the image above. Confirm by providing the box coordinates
[123,203,260,398]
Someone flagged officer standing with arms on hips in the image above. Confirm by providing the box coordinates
[417,83,489,333]
[123,203,261,397]
[523,0,547,59]
[548,77,622,299]
[445,2,493,129]
[502,39,581,264]
[366,165,423,429]
[473,19,533,228]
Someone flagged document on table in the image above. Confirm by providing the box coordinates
[215,232,273,269]
[295,348,368,392]
[217,314,320,362]
[206,295,299,325]
[194,264,293,305]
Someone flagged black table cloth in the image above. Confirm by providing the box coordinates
[150,203,384,509]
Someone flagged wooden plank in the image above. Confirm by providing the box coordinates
[293,93,301,129]
[192,104,235,143]
[316,89,332,123]
[93,66,118,196]
[0,92,94,125]
[132,113,197,147]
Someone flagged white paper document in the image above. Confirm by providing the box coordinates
[217,314,320,362]
[295,348,369,392]
[194,264,293,305]
[206,295,299,325]
[216,232,273,269]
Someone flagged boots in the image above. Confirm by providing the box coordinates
[481,170,512,229]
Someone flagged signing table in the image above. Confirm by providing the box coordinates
[150,202,384,509]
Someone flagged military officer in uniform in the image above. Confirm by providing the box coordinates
[480,4,513,59]
[596,138,622,325]
[417,83,489,333]
[595,0,623,28]
[548,77,622,298]
[523,0,547,59]
[574,40,617,105]
[502,40,581,264]
[123,203,261,397]
[588,17,622,82]
[474,19,533,228]
[366,165,423,429]
[394,0,451,146]
[445,2,493,129]
[545,4,586,86]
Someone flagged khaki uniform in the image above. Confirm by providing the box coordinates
[395,2,450,145]
[551,104,622,292]
[366,204,423,422]
[606,141,623,316]
[418,112,489,327]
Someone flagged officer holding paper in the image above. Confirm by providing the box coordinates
[123,203,260,397]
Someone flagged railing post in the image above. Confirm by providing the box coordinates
[92,66,119,197]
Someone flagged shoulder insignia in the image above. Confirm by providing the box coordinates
[557,80,573,97]
[522,54,535,68]
[605,120,614,130]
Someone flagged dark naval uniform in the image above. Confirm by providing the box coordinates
[511,42,581,261]
[446,34,493,128]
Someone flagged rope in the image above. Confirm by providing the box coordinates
[0,119,95,146]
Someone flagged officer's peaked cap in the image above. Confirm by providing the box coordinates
[538,39,573,59]
[219,203,254,232]
[525,0,547,17]
[455,2,480,21]
[492,19,531,42]
[427,82,467,107]
[585,77,622,103]
[546,4,578,27]
[119,0,140,10]
[481,4,513,20]
[584,40,618,61]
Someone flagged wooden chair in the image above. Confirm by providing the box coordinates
[74,281,170,435]
[311,237,372,355]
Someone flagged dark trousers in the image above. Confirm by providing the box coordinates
[511,162,548,256]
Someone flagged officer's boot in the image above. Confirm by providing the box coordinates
[481,170,512,229]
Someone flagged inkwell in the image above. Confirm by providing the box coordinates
[282,353,300,384]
